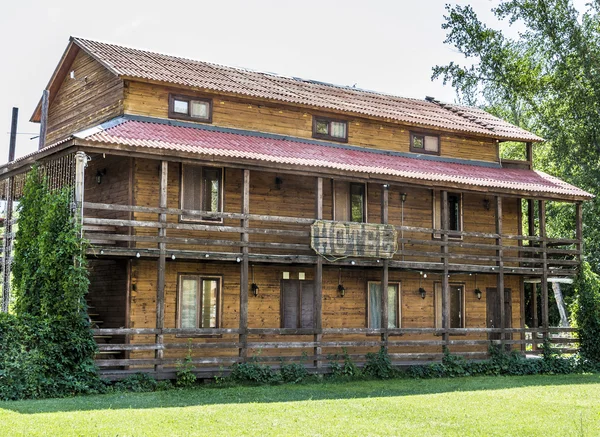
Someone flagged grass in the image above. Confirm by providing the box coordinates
[1,374,599,436]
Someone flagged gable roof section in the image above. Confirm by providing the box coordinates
[65,116,589,200]
[32,37,542,143]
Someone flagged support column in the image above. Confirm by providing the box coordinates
[539,200,549,340]
[576,202,583,265]
[496,196,505,349]
[239,169,250,361]
[314,177,323,367]
[155,161,167,372]
[527,198,538,349]
[381,185,389,347]
[1,108,17,312]
[526,142,533,170]
[441,191,450,348]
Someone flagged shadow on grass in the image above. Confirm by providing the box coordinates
[2,373,599,415]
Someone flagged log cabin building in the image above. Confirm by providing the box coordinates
[0,37,593,379]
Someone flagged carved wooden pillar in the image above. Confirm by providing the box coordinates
[239,169,250,361]
[155,160,167,372]
[441,190,450,348]
[314,177,324,367]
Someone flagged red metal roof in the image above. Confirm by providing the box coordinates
[67,37,542,143]
[78,118,590,200]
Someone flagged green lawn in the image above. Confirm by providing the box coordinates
[1,375,599,436]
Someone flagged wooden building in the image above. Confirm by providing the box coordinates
[0,37,593,380]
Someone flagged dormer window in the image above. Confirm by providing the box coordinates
[169,94,212,123]
[313,117,348,142]
[410,132,440,155]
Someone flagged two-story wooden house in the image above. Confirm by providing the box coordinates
[0,37,592,380]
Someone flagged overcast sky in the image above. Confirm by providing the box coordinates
[0,0,588,162]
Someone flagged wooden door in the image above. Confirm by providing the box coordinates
[486,288,512,341]
[281,280,314,329]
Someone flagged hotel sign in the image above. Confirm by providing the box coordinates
[310,220,398,259]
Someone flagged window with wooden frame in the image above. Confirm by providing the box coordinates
[169,94,212,122]
[432,190,463,239]
[180,164,223,222]
[434,283,465,329]
[280,280,315,329]
[312,117,348,142]
[367,282,401,329]
[177,275,222,328]
[333,181,367,223]
[410,132,440,155]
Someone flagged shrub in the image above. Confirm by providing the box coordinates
[328,348,360,378]
[176,347,197,388]
[572,262,600,364]
[230,360,280,384]
[280,362,308,383]
[114,373,158,393]
[363,347,393,379]
[0,313,101,400]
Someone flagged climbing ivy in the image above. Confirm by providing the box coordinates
[0,166,100,400]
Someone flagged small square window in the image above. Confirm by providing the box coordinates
[313,117,348,142]
[173,99,189,114]
[169,94,212,123]
[411,132,439,154]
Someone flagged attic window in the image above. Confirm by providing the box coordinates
[410,132,440,155]
[313,117,348,142]
[169,94,212,123]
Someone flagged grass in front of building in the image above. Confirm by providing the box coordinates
[0,374,598,436]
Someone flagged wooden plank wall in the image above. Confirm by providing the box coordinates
[128,260,521,361]
[87,259,128,329]
[123,81,499,163]
[45,51,124,145]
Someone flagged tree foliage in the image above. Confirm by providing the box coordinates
[432,0,600,271]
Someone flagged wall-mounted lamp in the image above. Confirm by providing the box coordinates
[337,268,346,297]
[418,271,427,299]
[383,184,390,189]
[401,193,407,203]
[96,169,106,184]
[483,198,491,211]
[474,273,482,300]
[251,265,259,297]
[275,176,283,190]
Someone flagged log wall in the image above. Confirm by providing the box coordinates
[123,81,499,163]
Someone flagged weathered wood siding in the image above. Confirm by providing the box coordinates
[45,50,123,145]
[127,261,521,361]
[123,81,499,163]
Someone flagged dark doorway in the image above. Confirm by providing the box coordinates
[486,287,512,342]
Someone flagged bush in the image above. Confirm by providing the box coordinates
[328,348,360,378]
[230,360,281,384]
[363,347,393,379]
[176,348,197,388]
[0,313,101,400]
[113,373,158,393]
[280,362,308,383]
[572,262,600,364]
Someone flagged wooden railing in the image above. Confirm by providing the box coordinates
[92,327,580,379]
[82,202,580,275]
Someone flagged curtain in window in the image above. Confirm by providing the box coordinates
[201,279,218,328]
[369,283,382,329]
[330,121,346,138]
[191,100,208,119]
[181,278,198,328]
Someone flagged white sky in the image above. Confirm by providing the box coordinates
[0,0,588,162]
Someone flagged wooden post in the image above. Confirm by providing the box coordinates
[239,169,250,360]
[155,161,168,372]
[38,90,49,150]
[314,177,323,367]
[441,191,450,349]
[381,185,389,347]
[74,151,87,220]
[539,200,548,340]
[526,142,533,170]
[576,202,583,265]
[496,196,505,349]
[1,108,18,312]
[527,198,538,349]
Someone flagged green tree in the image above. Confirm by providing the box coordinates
[432,0,600,272]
